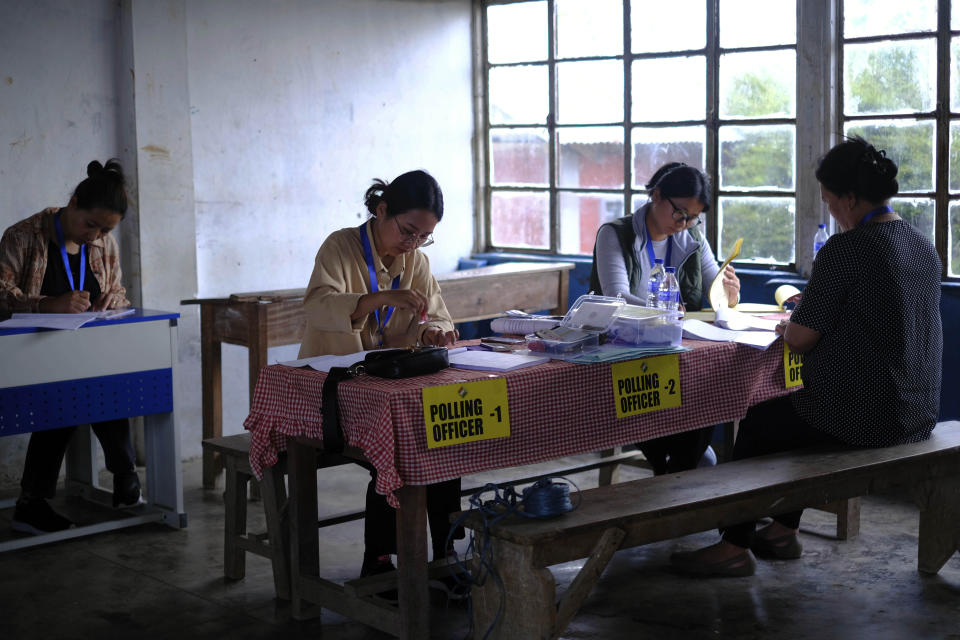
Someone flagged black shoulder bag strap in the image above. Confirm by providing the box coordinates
[320,365,355,454]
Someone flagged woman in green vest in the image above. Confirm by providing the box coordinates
[589,162,740,474]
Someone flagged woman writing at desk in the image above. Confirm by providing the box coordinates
[0,159,140,535]
[299,169,462,588]
[671,136,942,577]
[590,162,740,474]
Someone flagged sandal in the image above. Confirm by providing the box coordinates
[751,530,803,560]
[670,545,756,577]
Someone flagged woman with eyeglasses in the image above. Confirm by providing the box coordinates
[589,162,740,475]
[299,168,462,597]
[589,161,739,311]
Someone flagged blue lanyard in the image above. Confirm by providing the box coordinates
[54,210,85,291]
[643,219,672,268]
[858,205,893,227]
[360,220,401,344]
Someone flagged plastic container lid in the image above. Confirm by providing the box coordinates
[560,294,625,333]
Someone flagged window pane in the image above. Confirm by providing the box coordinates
[631,126,706,189]
[950,203,960,276]
[490,128,549,187]
[720,50,796,119]
[891,197,935,243]
[951,121,960,192]
[719,125,795,190]
[950,120,960,191]
[844,40,936,115]
[632,57,706,122]
[557,60,624,124]
[720,0,796,48]
[952,37,960,112]
[557,0,622,58]
[955,2,960,31]
[559,192,624,255]
[558,127,624,189]
[487,1,547,64]
[844,0,936,38]
[490,191,549,250]
[489,65,549,125]
[719,197,796,264]
[631,0,705,53]
[845,120,935,192]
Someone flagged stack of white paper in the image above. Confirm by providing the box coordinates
[448,349,549,372]
[682,319,779,350]
[0,309,135,330]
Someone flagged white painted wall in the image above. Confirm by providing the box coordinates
[0,0,128,490]
[185,0,475,442]
[0,0,475,492]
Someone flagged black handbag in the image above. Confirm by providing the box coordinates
[321,347,450,453]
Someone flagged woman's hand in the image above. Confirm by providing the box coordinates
[775,319,788,336]
[722,265,740,308]
[421,326,458,347]
[351,288,429,320]
[38,290,91,313]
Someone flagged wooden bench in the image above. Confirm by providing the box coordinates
[201,434,292,599]
[183,261,575,489]
[201,433,365,600]
[461,421,960,640]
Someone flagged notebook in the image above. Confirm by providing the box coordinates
[447,349,550,372]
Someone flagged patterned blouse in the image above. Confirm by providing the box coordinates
[0,208,129,313]
[790,219,942,446]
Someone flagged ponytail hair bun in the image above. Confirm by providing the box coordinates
[816,136,899,202]
[74,158,128,216]
[363,169,444,221]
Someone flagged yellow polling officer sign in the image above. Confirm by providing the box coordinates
[611,354,681,418]
[784,342,803,388]
[422,378,510,449]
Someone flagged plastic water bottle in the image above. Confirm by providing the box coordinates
[646,258,665,308]
[658,267,680,311]
[813,224,829,258]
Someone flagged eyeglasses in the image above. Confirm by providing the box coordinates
[393,216,434,247]
[666,197,702,227]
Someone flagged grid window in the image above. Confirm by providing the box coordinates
[482,0,799,264]
[841,0,957,276]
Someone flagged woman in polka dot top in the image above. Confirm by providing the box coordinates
[670,136,943,577]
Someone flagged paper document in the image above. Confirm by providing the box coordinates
[490,316,561,335]
[682,319,779,350]
[565,343,689,364]
[714,306,780,332]
[279,350,374,372]
[0,309,136,330]
[448,350,549,372]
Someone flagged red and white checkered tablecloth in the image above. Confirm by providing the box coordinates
[245,339,792,507]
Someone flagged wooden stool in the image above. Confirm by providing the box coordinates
[202,433,291,600]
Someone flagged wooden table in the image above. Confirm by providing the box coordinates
[0,309,186,551]
[183,261,574,488]
[244,338,792,638]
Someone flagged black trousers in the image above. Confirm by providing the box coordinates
[361,462,464,558]
[637,425,714,475]
[721,395,843,548]
[20,418,135,499]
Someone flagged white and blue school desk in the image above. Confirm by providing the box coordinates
[0,309,185,551]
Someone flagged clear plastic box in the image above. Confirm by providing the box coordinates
[525,294,623,355]
[606,304,683,347]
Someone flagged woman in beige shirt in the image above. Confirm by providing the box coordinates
[300,169,462,592]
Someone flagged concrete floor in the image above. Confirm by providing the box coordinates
[1,454,959,640]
